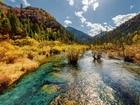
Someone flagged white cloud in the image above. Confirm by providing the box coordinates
[89,0,96,5]
[81,0,98,12]
[85,22,114,36]
[22,0,30,7]
[16,5,19,7]
[93,2,99,11]
[10,0,16,2]
[103,22,107,25]
[67,0,74,6]
[75,0,99,26]
[66,16,70,19]
[75,11,83,17]
[82,5,89,12]
[64,20,72,25]
[112,13,137,26]
[80,17,86,23]
[130,5,135,9]
[82,0,89,5]
[75,11,86,23]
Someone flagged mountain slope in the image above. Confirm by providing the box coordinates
[66,26,92,43]
[93,13,140,44]
[0,3,78,43]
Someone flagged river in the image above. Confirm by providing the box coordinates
[0,51,140,105]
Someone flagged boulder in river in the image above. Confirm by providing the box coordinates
[92,51,102,61]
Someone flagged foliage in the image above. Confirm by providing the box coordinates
[13,37,39,46]
[0,41,23,63]
[0,4,79,43]
[51,46,62,54]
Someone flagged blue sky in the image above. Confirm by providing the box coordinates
[2,0,140,36]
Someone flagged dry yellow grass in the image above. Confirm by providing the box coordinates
[0,58,39,90]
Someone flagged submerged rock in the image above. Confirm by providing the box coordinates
[27,85,60,105]
[51,97,79,105]
[52,67,62,72]
[45,72,68,84]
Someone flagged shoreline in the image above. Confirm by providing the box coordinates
[0,56,49,93]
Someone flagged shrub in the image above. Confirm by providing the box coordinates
[66,46,80,64]
[0,76,11,92]
[4,50,23,63]
[14,37,39,46]
[108,52,114,59]
[26,51,36,60]
[135,54,140,60]
[0,42,23,63]
[50,46,62,54]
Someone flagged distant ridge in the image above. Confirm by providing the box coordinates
[93,13,140,44]
[66,26,92,43]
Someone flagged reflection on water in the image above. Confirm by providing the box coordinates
[51,51,140,105]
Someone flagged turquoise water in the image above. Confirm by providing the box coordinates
[0,51,140,105]
[0,56,67,105]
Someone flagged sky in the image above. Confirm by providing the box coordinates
[2,0,140,36]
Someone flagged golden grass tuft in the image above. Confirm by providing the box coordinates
[66,46,80,64]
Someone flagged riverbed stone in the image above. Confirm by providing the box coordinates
[45,72,68,84]
[27,84,59,105]
[52,67,62,72]
[50,96,79,105]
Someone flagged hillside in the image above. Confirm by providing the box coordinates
[0,3,78,43]
[93,13,140,44]
[66,26,92,43]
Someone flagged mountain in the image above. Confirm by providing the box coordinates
[0,3,78,43]
[66,26,92,43]
[93,13,140,44]
[95,31,107,37]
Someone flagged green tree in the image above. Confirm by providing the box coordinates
[1,17,11,34]
[10,14,22,35]
[33,23,40,33]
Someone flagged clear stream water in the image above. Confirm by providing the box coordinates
[0,51,140,105]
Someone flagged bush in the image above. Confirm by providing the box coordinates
[50,46,62,54]
[0,42,23,63]
[108,52,115,59]
[4,50,23,63]
[14,37,39,46]
[27,51,35,60]
[66,46,80,64]
[135,54,140,60]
